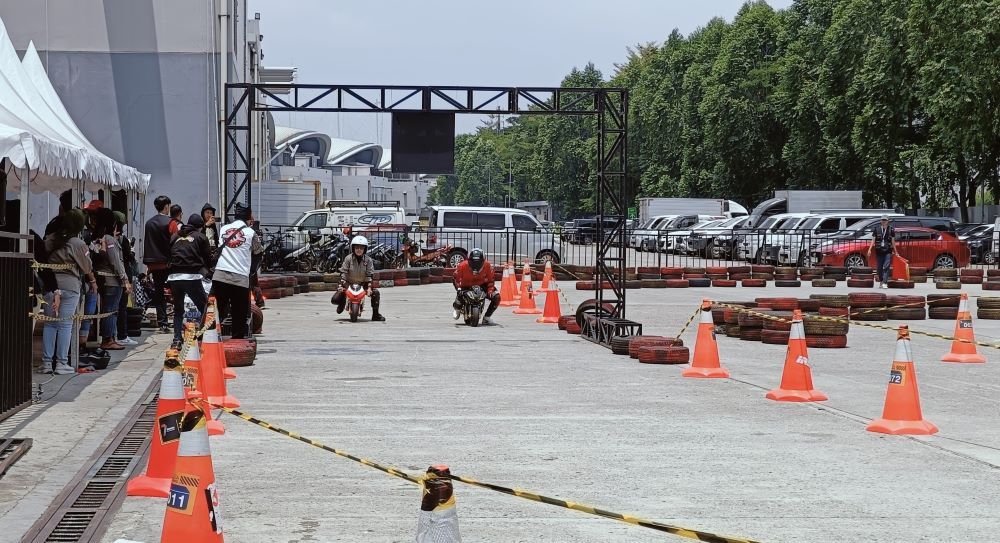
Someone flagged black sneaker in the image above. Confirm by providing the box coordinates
[371,313,386,322]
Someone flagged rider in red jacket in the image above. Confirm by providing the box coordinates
[452,248,500,323]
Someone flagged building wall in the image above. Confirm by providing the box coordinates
[0,0,252,232]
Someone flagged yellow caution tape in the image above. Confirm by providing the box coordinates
[217,405,760,542]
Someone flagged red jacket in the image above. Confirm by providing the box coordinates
[454,260,494,292]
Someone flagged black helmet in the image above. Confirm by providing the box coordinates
[469,248,485,272]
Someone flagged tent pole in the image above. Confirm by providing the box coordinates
[19,167,29,252]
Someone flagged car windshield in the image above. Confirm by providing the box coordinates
[775,217,805,231]
[800,217,822,229]
[717,216,745,228]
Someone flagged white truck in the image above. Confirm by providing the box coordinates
[637,198,748,223]
[746,190,864,228]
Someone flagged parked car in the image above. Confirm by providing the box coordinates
[812,227,970,270]
[565,218,621,245]
[657,215,725,252]
[664,219,727,254]
[966,225,996,264]
[734,215,781,261]
[687,216,751,258]
[423,206,562,266]
[778,211,900,266]
[754,213,814,264]
[629,215,677,251]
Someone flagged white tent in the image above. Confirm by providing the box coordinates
[0,16,149,194]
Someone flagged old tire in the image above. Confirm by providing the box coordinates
[223,339,256,367]
[637,345,690,365]
[805,335,848,349]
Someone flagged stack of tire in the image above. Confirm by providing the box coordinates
[736,309,764,341]
[728,265,752,281]
[258,274,286,300]
[223,338,256,367]
[909,266,929,284]
[751,264,774,282]
[802,313,849,348]
[557,315,581,334]
[707,266,737,287]
[633,336,689,364]
[609,335,634,356]
[660,266,684,280]
[760,309,792,344]
[933,268,960,289]
[773,267,800,287]
[637,267,667,289]
[250,303,264,335]
[308,273,333,293]
[927,293,961,320]
[798,266,825,282]
[886,294,927,320]
[824,266,848,282]
[628,336,684,359]
[721,305,744,337]
[976,296,1000,319]
[847,267,875,288]
[959,268,984,286]
[985,269,1000,290]
[684,267,711,288]
[848,292,888,321]
[126,307,144,337]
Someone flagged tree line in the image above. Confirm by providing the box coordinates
[428,0,999,222]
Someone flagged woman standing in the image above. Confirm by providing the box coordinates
[168,214,213,348]
[113,211,139,346]
[41,210,96,374]
[91,208,132,350]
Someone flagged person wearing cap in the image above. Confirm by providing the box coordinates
[212,203,264,339]
[167,213,213,347]
[867,215,896,289]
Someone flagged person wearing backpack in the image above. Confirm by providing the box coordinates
[867,215,896,289]
[143,195,174,333]
[40,210,96,374]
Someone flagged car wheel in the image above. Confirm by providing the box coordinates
[844,253,867,270]
[535,250,560,265]
[447,250,467,268]
[986,251,997,265]
[933,254,956,270]
[797,252,812,267]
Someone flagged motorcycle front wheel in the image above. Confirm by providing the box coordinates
[296,255,314,273]
[468,305,481,327]
[349,303,360,322]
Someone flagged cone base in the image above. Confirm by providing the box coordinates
[682,366,730,378]
[513,308,542,315]
[224,367,237,379]
[536,316,560,323]
[499,301,518,307]
[766,389,828,402]
[866,418,939,435]
[207,395,240,409]
[207,419,226,436]
[940,352,986,364]
[125,475,171,498]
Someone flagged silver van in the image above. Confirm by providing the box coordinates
[424,206,563,267]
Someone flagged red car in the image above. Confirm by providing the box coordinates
[812,227,970,270]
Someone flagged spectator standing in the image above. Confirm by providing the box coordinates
[78,199,103,350]
[167,214,212,348]
[114,211,139,346]
[40,210,95,374]
[91,208,131,350]
[143,195,174,333]
[169,204,184,235]
[212,203,263,339]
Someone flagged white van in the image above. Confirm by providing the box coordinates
[286,201,406,247]
[425,206,562,267]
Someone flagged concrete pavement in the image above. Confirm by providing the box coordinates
[90,281,1000,542]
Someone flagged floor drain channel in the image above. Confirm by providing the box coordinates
[0,438,33,477]
[21,383,160,543]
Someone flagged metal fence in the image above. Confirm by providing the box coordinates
[0,232,33,422]
[255,223,992,273]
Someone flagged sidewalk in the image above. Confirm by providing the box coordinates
[0,335,166,543]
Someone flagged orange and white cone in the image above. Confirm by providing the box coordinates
[682,299,730,378]
[126,349,186,497]
[867,325,938,435]
[941,293,986,364]
[536,282,562,323]
[181,329,225,436]
[200,328,240,409]
[416,465,461,543]
[160,401,224,543]
[499,265,518,307]
[519,262,532,297]
[766,310,827,402]
[205,297,237,379]
[512,285,542,315]
[539,261,554,292]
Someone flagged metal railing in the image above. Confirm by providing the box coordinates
[0,232,33,422]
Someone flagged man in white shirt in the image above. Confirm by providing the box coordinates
[212,203,263,339]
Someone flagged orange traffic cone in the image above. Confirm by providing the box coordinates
[941,293,986,364]
[536,283,562,323]
[416,465,461,542]
[539,261,554,292]
[160,401,224,543]
[200,328,240,409]
[682,299,730,378]
[205,297,237,379]
[513,285,542,315]
[766,310,827,402]
[181,326,225,436]
[867,325,938,435]
[499,265,517,307]
[126,349,187,497]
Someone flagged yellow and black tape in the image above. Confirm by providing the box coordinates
[30,310,118,323]
[675,306,702,341]
[216,405,760,543]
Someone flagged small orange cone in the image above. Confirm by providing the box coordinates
[200,328,240,409]
[682,299,730,378]
[499,265,518,307]
[867,325,938,435]
[539,261,554,292]
[205,297,237,380]
[512,285,542,315]
[126,349,186,497]
[766,310,827,402]
[416,465,461,542]
[941,293,986,364]
[160,401,224,543]
[536,283,562,323]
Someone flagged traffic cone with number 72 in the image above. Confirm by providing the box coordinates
[941,293,986,364]
[682,299,730,378]
[161,400,224,542]
[867,325,938,435]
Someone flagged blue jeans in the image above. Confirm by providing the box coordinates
[876,252,892,282]
[101,285,123,340]
[42,290,81,368]
[79,285,98,341]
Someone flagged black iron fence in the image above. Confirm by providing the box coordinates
[0,232,33,422]
[256,223,993,273]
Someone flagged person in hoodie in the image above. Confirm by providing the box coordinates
[167,213,213,347]
[200,202,220,261]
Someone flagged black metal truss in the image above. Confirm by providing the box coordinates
[224,83,634,330]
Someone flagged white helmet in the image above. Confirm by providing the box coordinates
[350,235,369,248]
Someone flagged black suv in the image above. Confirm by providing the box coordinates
[566,218,622,244]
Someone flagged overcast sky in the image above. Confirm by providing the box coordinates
[248,0,793,145]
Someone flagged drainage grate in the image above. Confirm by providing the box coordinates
[0,438,33,477]
[21,379,161,543]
